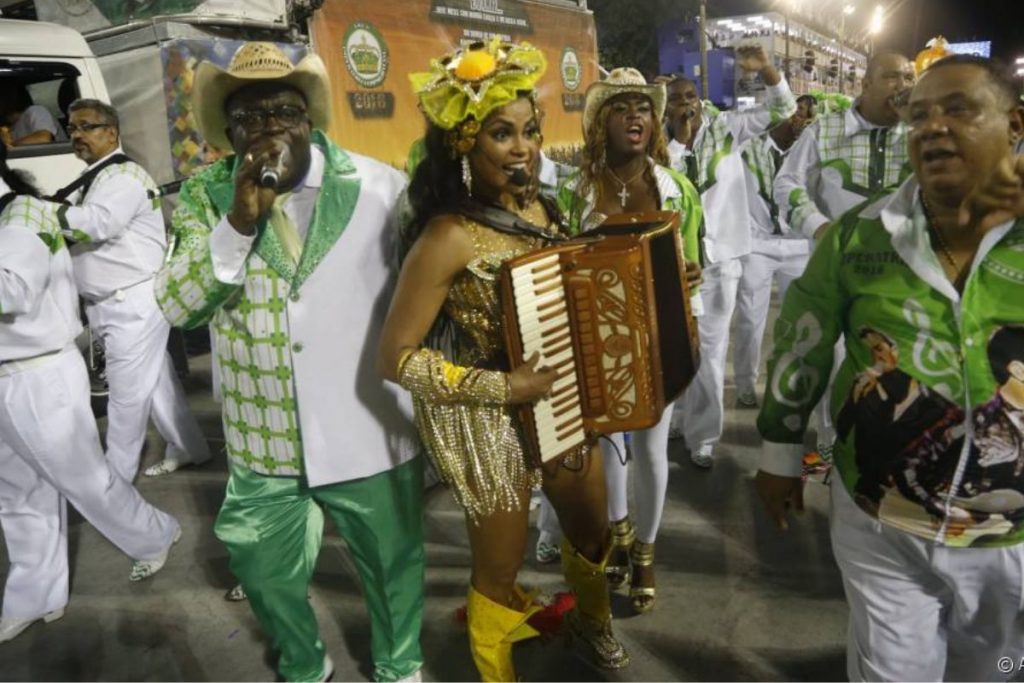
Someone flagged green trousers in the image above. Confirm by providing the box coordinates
[215,457,425,682]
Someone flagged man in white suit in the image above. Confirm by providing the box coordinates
[58,98,210,480]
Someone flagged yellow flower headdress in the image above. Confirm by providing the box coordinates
[410,39,547,156]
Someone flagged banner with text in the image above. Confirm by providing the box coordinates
[310,0,598,169]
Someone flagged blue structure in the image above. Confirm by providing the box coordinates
[657,19,737,109]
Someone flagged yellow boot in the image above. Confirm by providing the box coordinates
[466,585,542,682]
[560,539,630,669]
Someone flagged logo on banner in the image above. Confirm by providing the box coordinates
[561,47,581,91]
[343,21,389,88]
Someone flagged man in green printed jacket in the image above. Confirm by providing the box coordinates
[755,55,1024,680]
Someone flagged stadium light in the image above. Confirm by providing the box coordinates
[869,4,884,35]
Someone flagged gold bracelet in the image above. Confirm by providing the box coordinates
[397,348,510,405]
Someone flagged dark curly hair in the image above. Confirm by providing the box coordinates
[404,94,543,258]
[406,122,468,243]
[0,140,40,197]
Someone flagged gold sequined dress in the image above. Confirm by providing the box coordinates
[412,212,551,519]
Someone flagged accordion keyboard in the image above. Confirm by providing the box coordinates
[509,254,587,461]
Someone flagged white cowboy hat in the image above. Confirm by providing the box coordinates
[193,42,331,151]
[582,67,666,135]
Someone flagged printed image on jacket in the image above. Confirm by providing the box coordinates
[834,323,1024,547]
[951,326,1024,541]
[835,327,961,519]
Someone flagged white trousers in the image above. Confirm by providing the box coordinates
[601,404,674,543]
[86,279,209,481]
[830,477,1024,682]
[673,257,743,448]
[733,246,809,394]
[0,349,179,619]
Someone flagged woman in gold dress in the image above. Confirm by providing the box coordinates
[378,41,628,681]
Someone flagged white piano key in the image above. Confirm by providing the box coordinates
[520,317,569,349]
[539,347,573,369]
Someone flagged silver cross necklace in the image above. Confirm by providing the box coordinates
[606,162,648,208]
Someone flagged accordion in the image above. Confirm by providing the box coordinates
[500,211,700,466]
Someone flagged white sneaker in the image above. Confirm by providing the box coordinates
[224,583,247,602]
[736,389,758,408]
[690,443,714,469]
[396,668,422,683]
[535,539,561,564]
[130,527,182,582]
[0,608,64,643]
[143,454,211,477]
[319,654,334,682]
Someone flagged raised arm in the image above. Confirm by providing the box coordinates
[154,170,248,329]
[726,45,797,145]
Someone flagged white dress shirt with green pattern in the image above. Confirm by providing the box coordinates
[774,105,913,239]
[0,188,81,360]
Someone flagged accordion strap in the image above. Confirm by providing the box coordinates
[456,195,569,243]
[48,153,133,204]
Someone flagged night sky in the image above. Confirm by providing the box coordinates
[706,0,1022,64]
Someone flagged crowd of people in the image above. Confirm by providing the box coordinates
[2,32,1024,683]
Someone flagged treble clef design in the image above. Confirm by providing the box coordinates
[769,311,824,412]
[903,299,960,396]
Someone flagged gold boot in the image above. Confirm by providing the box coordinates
[560,539,630,670]
[466,585,542,682]
[606,517,635,590]
[629,541,656,613]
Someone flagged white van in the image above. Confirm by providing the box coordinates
[1,19,110,195]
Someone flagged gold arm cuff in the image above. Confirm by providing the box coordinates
[397,347,510,406]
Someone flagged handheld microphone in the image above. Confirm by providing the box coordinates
[508,168,531,187]
[259,147,291,189]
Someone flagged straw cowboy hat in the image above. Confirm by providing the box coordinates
[193,42,331,151]
[582,67,666,134]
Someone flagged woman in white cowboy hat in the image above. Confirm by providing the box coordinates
[155,42,425,683]
[555,67,704,616]
[378,39,629,680]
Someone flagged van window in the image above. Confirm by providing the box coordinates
[0,60,81,159]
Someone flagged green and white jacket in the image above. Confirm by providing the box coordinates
[758,176,1024,548]
[774,105,912,239]
[0,189,80,360]
[155,131,419,485]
